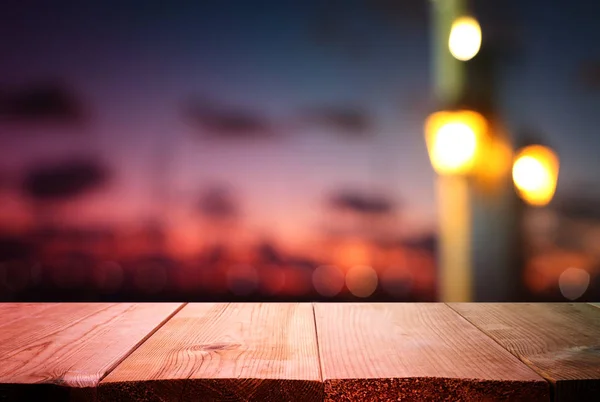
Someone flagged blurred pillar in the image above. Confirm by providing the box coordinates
[431,0,466,105]
[430,0,522,301]
[431,0,470,302]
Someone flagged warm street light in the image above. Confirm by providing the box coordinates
[425,109,488,175]
[512,144,560,206]
[448,16,482,61]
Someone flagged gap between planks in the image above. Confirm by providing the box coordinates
[95,302,188,384]
[311,303,324,384]
[0,303,187,402]
[448,303,600,402]
[313,303,549,401]
[56,303,598,401]
[99,303,323,402]
[445,302,558,384]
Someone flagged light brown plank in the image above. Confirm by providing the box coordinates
[99,303,323,402]
[0,303,57,330]
[0,303,183,401]
[450,303,600,402]
[314,303,549,401]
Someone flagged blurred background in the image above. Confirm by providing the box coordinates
[0,0,598,302]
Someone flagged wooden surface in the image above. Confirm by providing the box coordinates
[450,303,600,402]
[0,303,183,401]
[99,303,322,402]
[314,303,549,401]
[1,303,600,401]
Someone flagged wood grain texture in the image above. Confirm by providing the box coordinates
[450,303,600,402]
[0,303,183,401]
[314,303,549,402]
[99,303,323,402]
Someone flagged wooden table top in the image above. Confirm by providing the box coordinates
[0,303,599,402]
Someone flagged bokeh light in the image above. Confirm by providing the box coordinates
[525,249,592,294]
[558,267,590,300]
[448,16,482,61]
[345,265,378,298]
[513,145,559,207]
[433,123,476,169]
[425,110,488,175]
[312,265,345,297]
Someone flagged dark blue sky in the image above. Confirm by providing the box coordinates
[0,0,598,244]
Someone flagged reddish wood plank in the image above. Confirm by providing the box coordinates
[0,303,183,401]
[314,303,549,401]
[450,303,600,402]
[99,303,322,402]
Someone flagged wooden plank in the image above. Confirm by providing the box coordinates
[450,303,600,402]
[99,303,323,402]
[314,303,549,401]
[0,303,183,401]
[589,303,600,309]
[0,303,57,329]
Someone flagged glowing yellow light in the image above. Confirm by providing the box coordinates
[449,16,482,61]
[512,145,559,206]
[424,110,488,175]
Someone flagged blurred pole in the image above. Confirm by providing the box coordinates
[467,49,524,302]
[431,0,471,302]
[430,0,521,301]
[431,0,466,105]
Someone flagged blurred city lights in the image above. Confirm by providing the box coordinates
[312,265,345,297]
[425,110,488,175]
[558,267,590,300]
[333,240,372,268]
[345,265,378,298]
[524,249,592,294]
[448,16,482,61]
[512,145,559,206]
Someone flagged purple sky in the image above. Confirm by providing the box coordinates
[0,0,598,248]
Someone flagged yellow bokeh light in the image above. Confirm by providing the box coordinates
[449,16,482,61]
[432,122,476,170]
[512,145,559,206]
[425,110,488,175]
